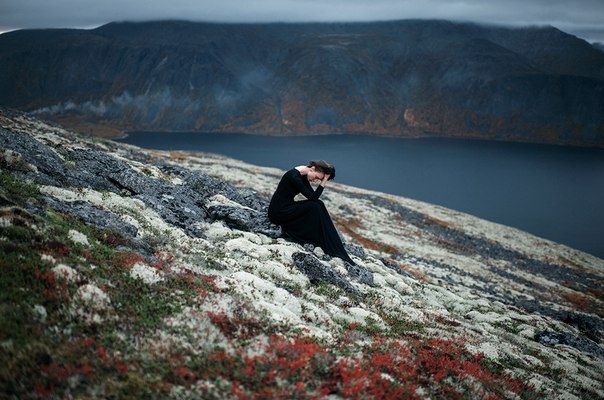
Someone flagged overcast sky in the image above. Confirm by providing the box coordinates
[1,0,603,42]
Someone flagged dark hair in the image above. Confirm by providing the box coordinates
[308,160,336,180]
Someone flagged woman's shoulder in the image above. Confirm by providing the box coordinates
[280,168,297,180]
[287,167,303,176]
[282,168,304,184]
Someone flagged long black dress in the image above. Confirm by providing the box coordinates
[268,168,355,265]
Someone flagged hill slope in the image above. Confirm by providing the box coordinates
[0,109,603,398]
[1,20,603,145]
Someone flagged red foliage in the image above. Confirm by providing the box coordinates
[97,329,537,399]
[34,269,69,301]
[35,336,130,396]
[201,274,223,292]
[562,290,601,315]
[111,250,145,268]
[97,231,130,247]
[235,335,331,399]
[325,336,536,400]
[208,311,265,340]
[170,365,198,385]
[40,240,72,257]
[149,251,174,270]
[329,338,418,399]
[34,382,55,397]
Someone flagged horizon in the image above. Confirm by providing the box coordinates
[0,17,602,45]
[1,0,603,43]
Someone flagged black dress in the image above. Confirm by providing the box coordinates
[268,168,355,265]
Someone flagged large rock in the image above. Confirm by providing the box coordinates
[292,252,360,296]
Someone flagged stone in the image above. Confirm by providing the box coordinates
[343,261,374,286]
[206,204,281,238]
[292,252,359,296]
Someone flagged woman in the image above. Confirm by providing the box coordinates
[268,160,355,265]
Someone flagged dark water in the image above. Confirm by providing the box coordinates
[116,132,604,259]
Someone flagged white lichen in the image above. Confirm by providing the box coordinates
[130,262,164,284]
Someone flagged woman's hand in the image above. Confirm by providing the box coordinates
[320,174,330,186]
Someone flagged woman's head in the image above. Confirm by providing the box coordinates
[308,160,336,180]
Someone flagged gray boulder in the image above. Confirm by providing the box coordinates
[292,252,360,296]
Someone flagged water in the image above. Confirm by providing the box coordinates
[115,132,604,259]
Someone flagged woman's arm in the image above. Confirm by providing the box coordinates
[320,174,331,187]
[293,173,324,200]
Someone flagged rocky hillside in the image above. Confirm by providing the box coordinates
[1,20,604,146]
[1,109,603,399]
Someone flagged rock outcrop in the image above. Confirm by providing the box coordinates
[1,108,603,399]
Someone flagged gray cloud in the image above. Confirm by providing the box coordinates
[1,0,603,42]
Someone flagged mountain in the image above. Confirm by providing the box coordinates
[1,108,603,398]
[1,20,603,146]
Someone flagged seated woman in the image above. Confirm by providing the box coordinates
[268,160,356,265]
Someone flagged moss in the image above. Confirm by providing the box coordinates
[382,313,424,337]
[0,171,39,204]
[110,278,174,330]
[0,224,34,243]
[313,282,347,300]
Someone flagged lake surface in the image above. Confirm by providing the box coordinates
[116,132,604,259]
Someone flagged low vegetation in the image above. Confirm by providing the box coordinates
[1,111,602,399]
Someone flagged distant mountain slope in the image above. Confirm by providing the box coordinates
[1,19,603,145]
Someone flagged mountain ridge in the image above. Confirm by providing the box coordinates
[1,19,603,145]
